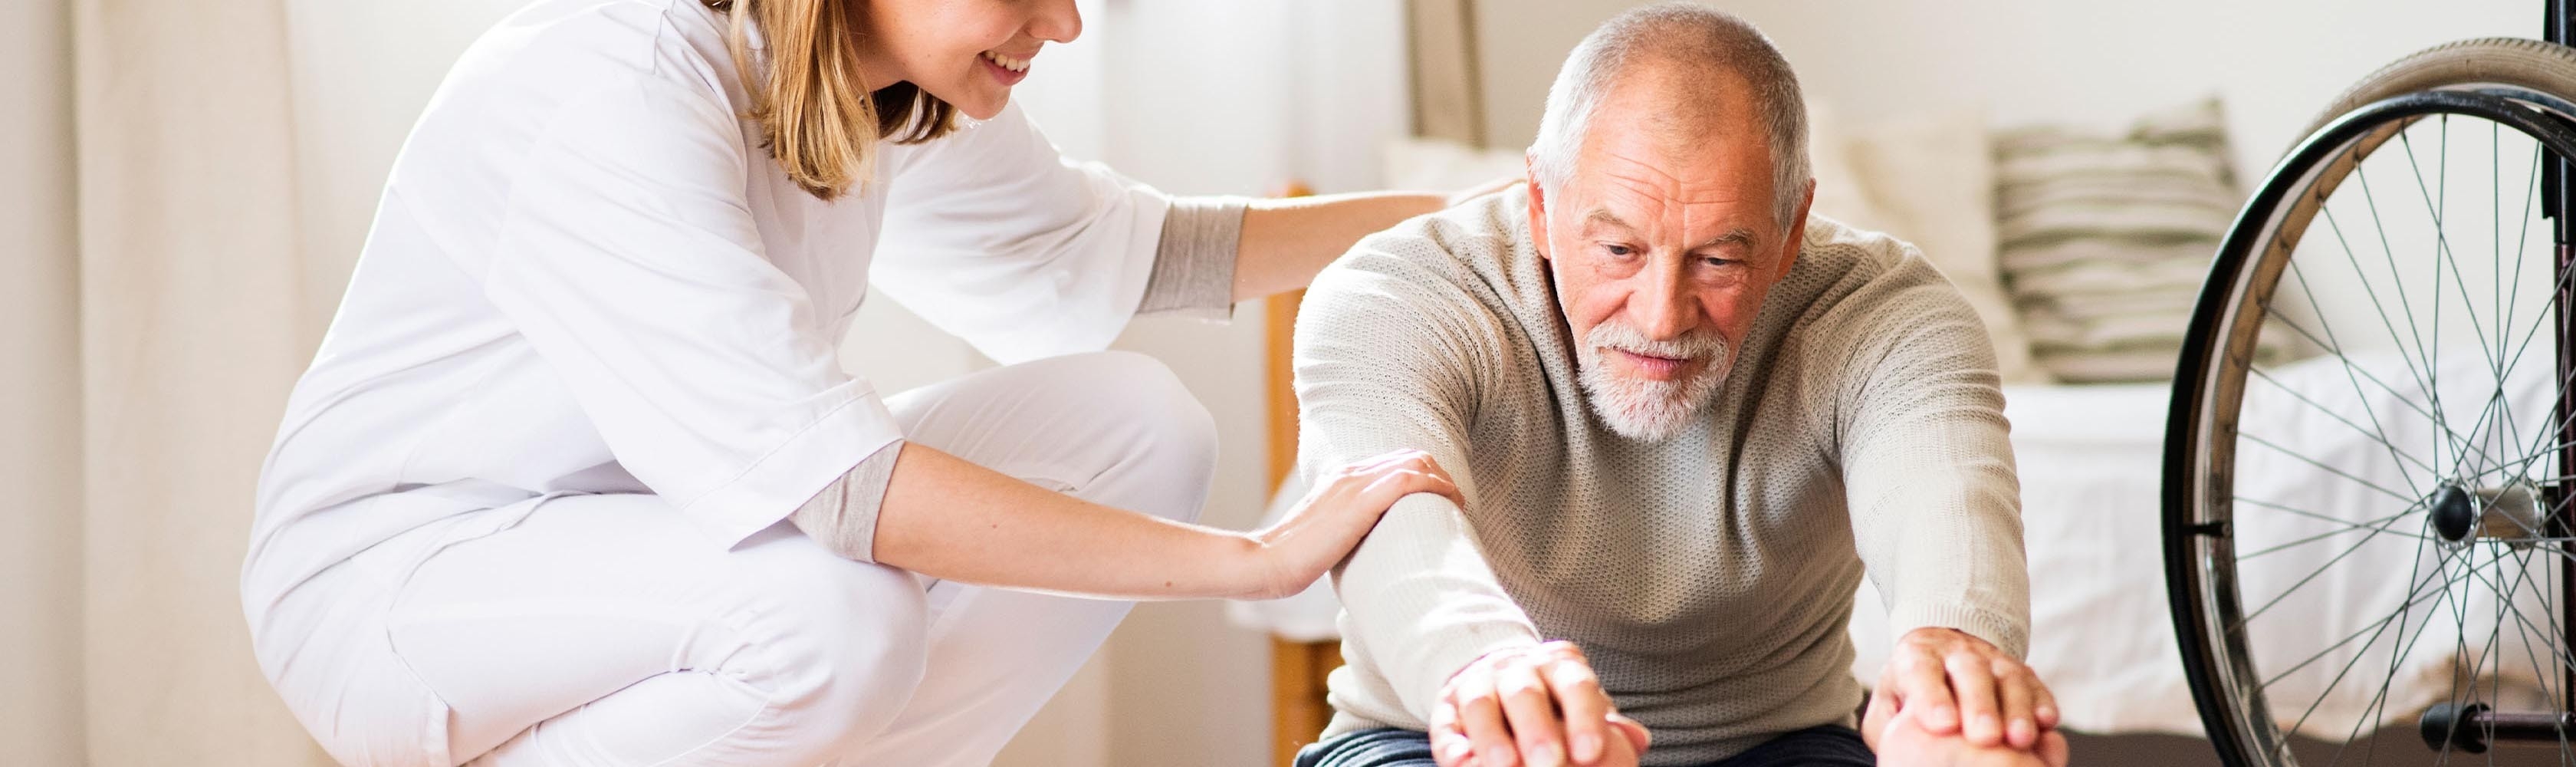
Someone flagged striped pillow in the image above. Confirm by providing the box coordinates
[1994,98,2277,382]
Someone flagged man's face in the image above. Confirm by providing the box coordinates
[1526,68,1813,441]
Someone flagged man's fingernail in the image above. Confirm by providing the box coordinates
[1570,733,1601,760]
[1533,742,1564,767]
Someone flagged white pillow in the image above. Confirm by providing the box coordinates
[1828,107,2052,384]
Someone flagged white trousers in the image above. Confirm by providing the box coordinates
[255,351,1218,766]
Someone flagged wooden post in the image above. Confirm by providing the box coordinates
[1263,183,1340,767]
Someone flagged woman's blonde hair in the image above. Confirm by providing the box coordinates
[710,0,960,200]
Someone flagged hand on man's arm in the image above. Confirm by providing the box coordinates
[1428,641,1650,767]
[1865,627,2062,761]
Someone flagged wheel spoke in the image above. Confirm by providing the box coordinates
[2235,502,2437,632]
[2265,294,2482,455]
[2263,544,2460,695]
[2250,364,2443,479]
[2236,496,2440,544]
[2242,430,2425,504]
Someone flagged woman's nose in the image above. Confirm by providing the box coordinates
[1029,0,1082,44]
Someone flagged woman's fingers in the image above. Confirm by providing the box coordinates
[1946,650,2003,746]
[1495,660,1567,767]
[1364,467,1463,508]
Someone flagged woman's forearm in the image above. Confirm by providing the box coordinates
[1233,191,1445,301]
[867,443,1265,600]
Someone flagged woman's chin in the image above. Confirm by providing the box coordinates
[947,89,1010,120]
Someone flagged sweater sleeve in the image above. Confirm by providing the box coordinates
[1293,248,1544,724]
[1829,244,2032,659]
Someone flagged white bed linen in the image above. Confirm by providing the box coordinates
[1231,351,2560,738]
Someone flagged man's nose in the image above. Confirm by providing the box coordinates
[1627,264,1697,340]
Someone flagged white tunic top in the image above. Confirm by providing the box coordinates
[245,0,1195,616]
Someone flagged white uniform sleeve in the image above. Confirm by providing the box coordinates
[481,74,902,548]
[870,103,1175,364]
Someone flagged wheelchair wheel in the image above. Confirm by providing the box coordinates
[2169,38,2576,765]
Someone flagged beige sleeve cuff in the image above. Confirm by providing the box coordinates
[1136,196,1247,321]
[788,439,904,563]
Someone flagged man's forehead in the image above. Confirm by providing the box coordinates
[1576,145,1769,216]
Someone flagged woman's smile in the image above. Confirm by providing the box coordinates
[979,49,1032,86]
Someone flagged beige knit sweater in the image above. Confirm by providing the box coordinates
[1291,189,2031,765]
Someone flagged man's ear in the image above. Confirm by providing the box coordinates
[1524,153,1550,261]
[1776,177,1815,275]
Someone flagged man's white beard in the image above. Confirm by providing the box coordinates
[1575,320,1732,442]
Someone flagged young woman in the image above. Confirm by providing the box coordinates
[241,0,1460,764]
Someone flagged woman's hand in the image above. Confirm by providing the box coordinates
[1237,450,1461,600]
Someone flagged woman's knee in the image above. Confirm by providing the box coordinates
[717,536,933,755]
[1046,351,1217,522]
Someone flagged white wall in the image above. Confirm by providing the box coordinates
[0,0,84,763]
[1475,0,2532,179]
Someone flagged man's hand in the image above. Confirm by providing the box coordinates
[1428,641,1651,767]
[1875,702,2070,767]
[1865,628,2059,752]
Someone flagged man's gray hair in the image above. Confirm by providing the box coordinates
[1526,3,1810,229]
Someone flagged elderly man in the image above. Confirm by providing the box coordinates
[1290,5,2064,767]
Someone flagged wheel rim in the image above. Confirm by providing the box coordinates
[2170,88,2576,766]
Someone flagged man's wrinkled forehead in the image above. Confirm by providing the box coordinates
[1571,108,1773,233]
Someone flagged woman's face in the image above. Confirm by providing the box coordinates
[858,0,1080,120]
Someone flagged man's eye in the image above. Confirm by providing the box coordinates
[1603,244,1635,257]
[1700,255,1733,268]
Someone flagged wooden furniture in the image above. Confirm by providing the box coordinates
[1262,285,1346,767]
[1267,0,1488,758]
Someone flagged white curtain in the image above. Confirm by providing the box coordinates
[0,0,84,763]
[61,0,334,761]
